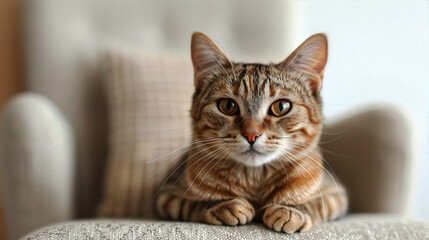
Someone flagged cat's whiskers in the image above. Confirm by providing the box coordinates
[285,138,344,188]
[282,141,344,222]
[196,147,232,191]
[317,128,350,145]
[279,149,325,209]
[286,137,351,158]
[213,145,242,185]
[215,151,232,184]
[146,137,223,164]
[278,149,327,222]
[177,147,226,207]
[153,140,224,200]
[148,138,224,181]
[288,144,346,222]
[288,139,342,175]
[318,134,345,145]
[167,145,225,195]
[291,150,344,222]
[237,154,246,180]
[284,138,347,198]
[320,126,350,135]
[270,140,338,211]
[273,155,290,184]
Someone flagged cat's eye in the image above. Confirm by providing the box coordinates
[218,98,239,116]
[269,99,292,117]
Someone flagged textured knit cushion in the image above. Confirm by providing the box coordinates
[97,47,194,218]
[21,214,429,240]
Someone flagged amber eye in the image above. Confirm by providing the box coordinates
[218,98,239,115]
[269,99,292,117]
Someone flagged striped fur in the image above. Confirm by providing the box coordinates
[155,32,348,233]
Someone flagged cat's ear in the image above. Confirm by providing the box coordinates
[278,33,328,94]
[191,32,230,89]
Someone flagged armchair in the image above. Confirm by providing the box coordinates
[1,0,428,239]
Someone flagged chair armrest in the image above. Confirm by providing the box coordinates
[0,93,75,240]
[321,104,413,215]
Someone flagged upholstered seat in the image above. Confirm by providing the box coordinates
[21,215,429,240]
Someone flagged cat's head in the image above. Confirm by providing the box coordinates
[190,32,327,167]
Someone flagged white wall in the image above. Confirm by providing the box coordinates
[289,0,429,218]
[288,0,429,218]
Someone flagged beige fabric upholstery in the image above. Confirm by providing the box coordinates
[321,106,412,214]
[0,93,75,240]
[97,48,194,218]
[21,215,429,240]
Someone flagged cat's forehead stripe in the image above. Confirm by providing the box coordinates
[241,77,249,98]
[234,64,271,99]
[221,85,231,94]
[247,65,256,73]
[261,77,270,97]
[270,87,277,97]
[248,74,254,90]
[231,80,240,96]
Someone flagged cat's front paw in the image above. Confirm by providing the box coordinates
[263,205,312,233]
[204,198,255,226]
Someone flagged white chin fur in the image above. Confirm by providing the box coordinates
[231,152,278,167]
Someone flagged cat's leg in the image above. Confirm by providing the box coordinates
[156,193,255,225]
[296,182,348,226]
[262,179,347,233]
[202,197,255,225]
[262,204,312,233]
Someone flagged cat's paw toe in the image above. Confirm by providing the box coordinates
[263,205,312,233]
[205,198,255,226]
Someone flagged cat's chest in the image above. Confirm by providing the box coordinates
[190,158,292,204]
[226,166,286,202]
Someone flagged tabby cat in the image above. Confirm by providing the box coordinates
[155,32,348,233]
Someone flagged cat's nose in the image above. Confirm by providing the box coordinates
[243,132,261,145]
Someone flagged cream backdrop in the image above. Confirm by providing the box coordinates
[289,0,429,218]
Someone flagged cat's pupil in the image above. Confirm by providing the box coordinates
[226,101,234,110]
[279,102,285,112]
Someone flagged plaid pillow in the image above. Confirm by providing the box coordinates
[97,47,194,218]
